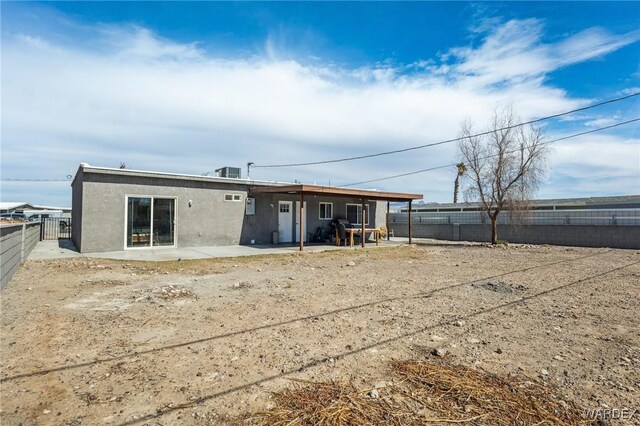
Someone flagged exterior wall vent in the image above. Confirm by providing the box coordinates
[215,167,241,179]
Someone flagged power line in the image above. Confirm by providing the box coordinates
[2,174,74,182]
[252,91,640,168]
[1,178,72,182]
[341,117,640,187]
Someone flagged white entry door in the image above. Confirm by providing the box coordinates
[278,201,293,243]
[295,201,308,243]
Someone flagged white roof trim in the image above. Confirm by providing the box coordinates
[79,163,292,187]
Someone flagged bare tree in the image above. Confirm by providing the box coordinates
[453,162,467,204]
[458,106,548,244]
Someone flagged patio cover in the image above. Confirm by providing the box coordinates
[250,184,423,250]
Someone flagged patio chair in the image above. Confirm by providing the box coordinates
[336,223,348,246]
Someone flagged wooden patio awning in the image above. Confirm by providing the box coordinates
[250,184,422,202]
[250,184,422,251]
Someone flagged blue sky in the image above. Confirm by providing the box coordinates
[1,1,639,206]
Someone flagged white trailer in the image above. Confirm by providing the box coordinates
[23,209,63,221]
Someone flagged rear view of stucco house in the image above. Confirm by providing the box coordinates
[71,163,422,253]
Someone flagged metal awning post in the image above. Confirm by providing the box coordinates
[408,200,413,245]
[386,201,390,241]
[361,199,365,248]
[299,193,304,251]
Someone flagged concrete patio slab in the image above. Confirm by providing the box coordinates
[28,239,405,261]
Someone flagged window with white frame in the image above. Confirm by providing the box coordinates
[319,202,333,220]
[346,203,369,225]
[224,193,243,202]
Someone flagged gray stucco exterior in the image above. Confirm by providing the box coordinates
[241,192,385,246]
[71,165,390,253]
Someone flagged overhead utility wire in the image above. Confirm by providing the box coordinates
[341,117,640,187]
[2,174,74,182]
[1,178,72,182]
[252,92,639,168]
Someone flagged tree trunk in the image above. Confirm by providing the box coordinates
[491,214,498,244]
[453,175,460,204]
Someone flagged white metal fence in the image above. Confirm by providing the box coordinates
[389,208,640,226]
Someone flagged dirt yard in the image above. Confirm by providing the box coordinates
[1,242,638,425]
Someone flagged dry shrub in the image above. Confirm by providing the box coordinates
[392,359,590,426]
[247,379,411,426]
[245,358,592,426]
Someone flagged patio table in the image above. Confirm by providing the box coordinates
[345,228,380,247]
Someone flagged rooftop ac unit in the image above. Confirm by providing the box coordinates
[215,167,241,179]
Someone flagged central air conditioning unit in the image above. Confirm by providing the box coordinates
[215,166,241,179]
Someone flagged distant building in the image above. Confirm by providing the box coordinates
[401,195,640,212]
[0,202,71,218]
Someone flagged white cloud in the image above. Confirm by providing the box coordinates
[539,133,640,198]
[1,15,639,206]
[555,27,640,65]
[15,33,51,49]
[102,26,204,61]
[442,19,640,87]
[550,134,639,179]
[583,117,620,128]
[617,87,640,96]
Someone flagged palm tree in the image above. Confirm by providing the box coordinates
[453,162,466,204]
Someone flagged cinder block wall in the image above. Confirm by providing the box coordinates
[394,224,455,240]
[389,223,640,249]
[1,223,41,289]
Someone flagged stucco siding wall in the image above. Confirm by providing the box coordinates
[76,170,392,252]
[241,194,383,244]
[80,174,251,253]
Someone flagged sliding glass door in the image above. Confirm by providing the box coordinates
[127,197,152,247]
[126,197,175,248]
[153,198,175,246]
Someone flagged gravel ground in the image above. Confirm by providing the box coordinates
[1,242,639,425]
